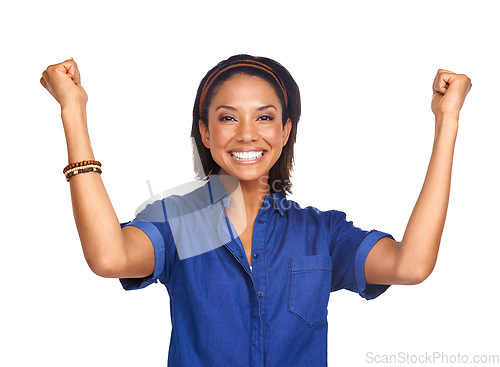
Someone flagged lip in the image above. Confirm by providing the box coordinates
[228,147,267,153]
[227,149,267,165]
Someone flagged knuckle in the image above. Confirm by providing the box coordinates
[458,74,471,82]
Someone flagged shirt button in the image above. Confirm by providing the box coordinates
[258,291,264,298]
[258,219,265,224]
[253,253,260,259]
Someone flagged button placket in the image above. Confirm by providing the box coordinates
[252,199,272,310]
[252,216,265,274]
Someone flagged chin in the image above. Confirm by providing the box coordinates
[215,152,278,186]
[219,164,270,184]
[224,168,267,182]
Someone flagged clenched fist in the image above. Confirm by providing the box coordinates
[431,69,472,119]
[40,58,88,108]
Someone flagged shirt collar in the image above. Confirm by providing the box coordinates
[205,174,288,216]
[269,192,287,216]
[206,173,229,207]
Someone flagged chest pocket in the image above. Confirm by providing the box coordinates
[288,255,333,327]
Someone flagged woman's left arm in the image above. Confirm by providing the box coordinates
[364,69,472,285]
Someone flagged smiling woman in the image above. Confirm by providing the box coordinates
[198,74,292,192]
[191,55,301,196]
[40,54,471,367]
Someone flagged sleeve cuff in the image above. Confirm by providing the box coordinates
[118,219,166,290]
[354,230,395,300]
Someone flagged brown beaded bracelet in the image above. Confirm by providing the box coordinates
[65,163,101,173]
[65,164,102,176]
[65,165,102,182]
[63,160,101,175]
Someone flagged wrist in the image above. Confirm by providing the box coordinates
[61,102,86,115]
[435,111,459,123]
[61,103,87,128]
[435,112,458,128]
[64,123,95,164]
[434,115,458,145]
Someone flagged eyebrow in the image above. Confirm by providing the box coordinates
[215,104,277,112]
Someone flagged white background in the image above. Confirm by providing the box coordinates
[1,0,498,366]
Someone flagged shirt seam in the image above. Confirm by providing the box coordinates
[352,230,373,293]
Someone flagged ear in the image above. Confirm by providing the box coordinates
[282,118,292,147]
[198,119,210,149]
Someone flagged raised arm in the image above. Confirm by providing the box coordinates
[364,69,472,285]
[40,58,154,279]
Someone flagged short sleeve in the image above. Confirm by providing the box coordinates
[330,210,395,300]
[119,198,173,291]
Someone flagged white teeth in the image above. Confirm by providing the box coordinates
[231,151,264,161]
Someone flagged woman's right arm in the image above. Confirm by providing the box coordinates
[41,58,155,279]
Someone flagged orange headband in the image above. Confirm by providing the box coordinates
[199,60,288,117]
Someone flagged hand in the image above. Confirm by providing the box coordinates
[40,58,88,108]
[431,69,472,119]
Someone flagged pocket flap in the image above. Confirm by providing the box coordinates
[289,255,333,273]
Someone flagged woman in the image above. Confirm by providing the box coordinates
[40,54,471,366]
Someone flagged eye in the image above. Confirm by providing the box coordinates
[258,115,274,121]
[219,115,236,122]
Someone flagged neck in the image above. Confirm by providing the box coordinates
[218,172,271,222]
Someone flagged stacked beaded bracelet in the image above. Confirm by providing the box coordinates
[63,160,102,182]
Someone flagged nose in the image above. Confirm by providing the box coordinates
[236,116,258,142]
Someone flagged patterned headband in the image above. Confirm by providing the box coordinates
[199,59,289,117]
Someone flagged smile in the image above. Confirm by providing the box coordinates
[229,150,265,162]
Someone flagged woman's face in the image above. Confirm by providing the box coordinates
[199,73,292,186]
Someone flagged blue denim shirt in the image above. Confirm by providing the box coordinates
[119,174,394,366]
